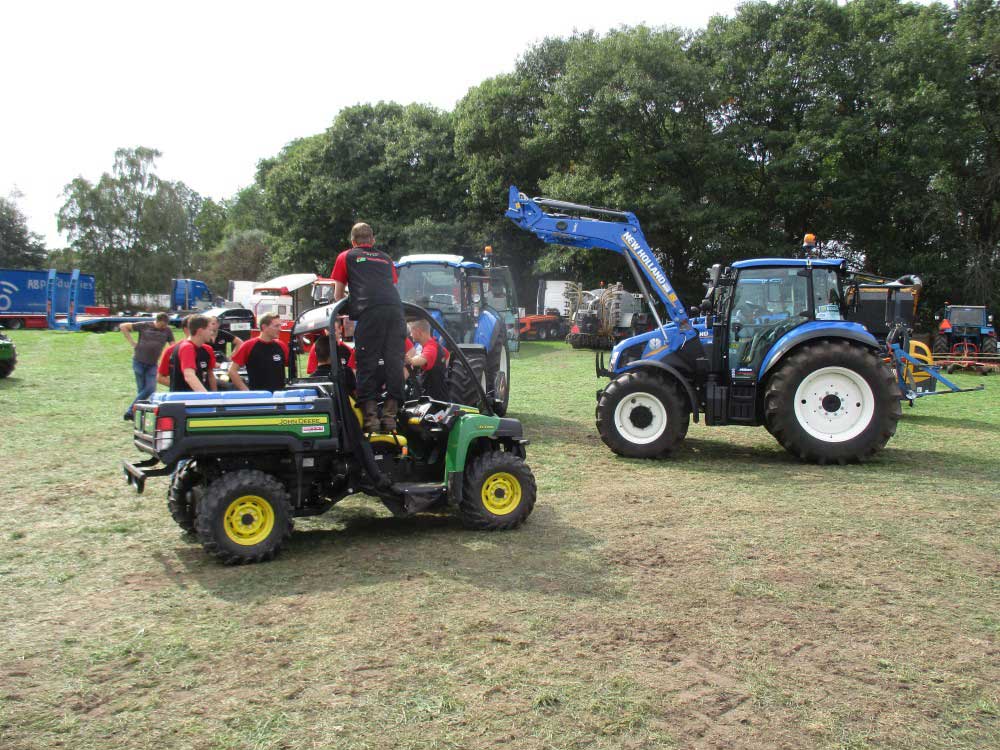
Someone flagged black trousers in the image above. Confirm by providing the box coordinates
[354,304,406,403]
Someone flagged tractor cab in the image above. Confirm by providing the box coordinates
[396,254,515,415]
[712,259,846,384]
[396,255,481,343]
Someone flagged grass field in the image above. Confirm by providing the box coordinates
[1,330,998,749]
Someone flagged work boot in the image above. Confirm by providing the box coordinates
[380,399,399,433]
[361,400,380,433]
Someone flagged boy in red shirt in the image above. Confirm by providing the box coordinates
[169,315,217,392]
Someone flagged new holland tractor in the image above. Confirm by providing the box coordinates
[395,254,517,415]
[506,187,904,464]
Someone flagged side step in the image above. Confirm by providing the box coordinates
[391,482,448,515]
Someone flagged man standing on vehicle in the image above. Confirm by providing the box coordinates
[405,319,450,401]
[228,313,288,392]
[169,314,217,392]
[120,312,174,420]
[332,222,405,432]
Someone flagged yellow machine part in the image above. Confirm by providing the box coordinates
[905,340,933,384]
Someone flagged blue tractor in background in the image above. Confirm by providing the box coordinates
[506,187,904,464]
[395,254,517,416]
[932,305,996,357]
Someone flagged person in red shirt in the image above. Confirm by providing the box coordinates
[228,313,289,392]
[331,222,405,432]
[169,315,217,392]
[157,316,189,388]
[405,319,450,401]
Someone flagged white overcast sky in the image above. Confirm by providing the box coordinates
[3,0,751,249]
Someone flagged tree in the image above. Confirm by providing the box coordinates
[202,230,274,292]
[58,148,206,306]
[0,191,47,269]
[257,102,470,274]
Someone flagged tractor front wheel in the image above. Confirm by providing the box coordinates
[764,341,901,464]
[486,329,511,416]
[458,450,536,530]
[194,470,293,564]
[596,370,689,458]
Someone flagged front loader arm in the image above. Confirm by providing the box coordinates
[505,186,693,333]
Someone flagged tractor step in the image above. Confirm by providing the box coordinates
[392,482,448,514]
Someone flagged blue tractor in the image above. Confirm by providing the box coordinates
[395,254,516,415]
[932,305,996,357]
[506,188,904,464]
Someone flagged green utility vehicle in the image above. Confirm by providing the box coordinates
[123,301,536,564]
[0,333,16,378]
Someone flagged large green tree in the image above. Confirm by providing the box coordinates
[0,192,47,269]
[58,148,207,306]
[258,102,470,275]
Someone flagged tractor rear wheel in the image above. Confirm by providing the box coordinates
[932,335,948,355]
[167,460,202,534]
[194,469,293,564]
[983,337,998,355]
[458,450,536,530]
[448,349,487,409]
[537,325,549,340]
[596,370,689,458]
[764,341,901,464]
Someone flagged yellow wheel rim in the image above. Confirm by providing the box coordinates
[481,472,522,516]
[223,495,275,546]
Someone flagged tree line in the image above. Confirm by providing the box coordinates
[2,0,997,318]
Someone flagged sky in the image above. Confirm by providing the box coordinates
[2,0,751,249]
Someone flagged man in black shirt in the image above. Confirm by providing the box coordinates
[228,313,289,392]
[331,222,405,432]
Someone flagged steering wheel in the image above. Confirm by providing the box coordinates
[736,303,765,325]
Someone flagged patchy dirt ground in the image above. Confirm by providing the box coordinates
[1,334,998,749]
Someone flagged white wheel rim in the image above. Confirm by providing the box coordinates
[793,366,876,442]
[613,391,668,445]
[497,347,509,400]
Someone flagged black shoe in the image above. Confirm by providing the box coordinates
[123,413,133,421]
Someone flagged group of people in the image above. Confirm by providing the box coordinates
[121,310,287,418]
[122,221,447,434]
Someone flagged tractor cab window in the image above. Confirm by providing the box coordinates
[728,268,809,376]
[948,307,986,327]
[396,265,464,313]
[812,269,843,321]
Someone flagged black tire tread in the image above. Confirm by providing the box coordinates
[194,469,293,565]
[448,350,487,408]
[485,325,510,417]
[458,450,537,531]
[595,370,689,459]
[763,340,902,465]
[167,460,200,534]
